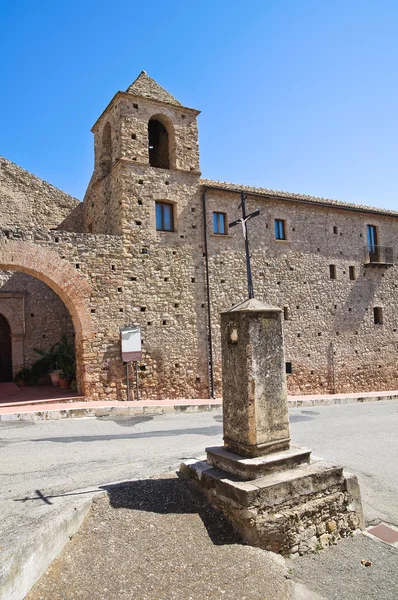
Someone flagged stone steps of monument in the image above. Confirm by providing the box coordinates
[205,444,312,480]
[181,457,345,510]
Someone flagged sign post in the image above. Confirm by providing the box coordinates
[120,327,142,401]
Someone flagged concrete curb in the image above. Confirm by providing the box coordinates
[0,392,397,421]
[286,393,398,407]
[0,494,93,600]
[0,402,222,421]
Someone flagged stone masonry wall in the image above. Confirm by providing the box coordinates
[81,87,209,399]
[0,226,210,400]
[204,189,398,395]
[2,185,398,399]
[0,156,80,229]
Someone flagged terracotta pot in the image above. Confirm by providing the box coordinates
[59,378,70,390]
[50,370,61,387]
[16,379,26,387]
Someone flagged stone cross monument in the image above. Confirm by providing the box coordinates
[180,299,364,556]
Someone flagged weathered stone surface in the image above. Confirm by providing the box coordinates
[206,444,311,480]
[180,458,364,556]
[221,299,291,457]
[0,156,79,229]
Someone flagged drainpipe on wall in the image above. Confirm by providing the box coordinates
[202,189,215,398]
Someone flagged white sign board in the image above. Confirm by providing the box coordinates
[120,327,142,362]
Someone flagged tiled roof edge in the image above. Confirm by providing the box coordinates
[200,178,398,217]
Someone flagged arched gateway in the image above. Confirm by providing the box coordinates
[0,239,94,395]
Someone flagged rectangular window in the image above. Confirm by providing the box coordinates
[156,202,174,231]
[349,266,356,280]
[213,212,226,235]
[367,224,380,263]
[274,219,286,240]
[285,362,292,374]
[374,306,383,325]
[367,224,378,250]
[329,265,337,280]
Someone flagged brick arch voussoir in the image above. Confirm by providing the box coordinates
[0,241,94,338]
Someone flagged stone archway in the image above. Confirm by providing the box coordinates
[0,239,94,395]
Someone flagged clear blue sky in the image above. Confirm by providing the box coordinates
[1,0,397,209]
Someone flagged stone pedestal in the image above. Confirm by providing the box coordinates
[221,298,290,457]
[179,299,364,556]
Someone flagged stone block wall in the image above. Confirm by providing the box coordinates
[0,156,79,229]
[2,179,398,399]
[0,226,210,400]
[204,188,398,395]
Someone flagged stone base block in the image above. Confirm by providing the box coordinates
[206,444,311,480]
[179,458,364,557]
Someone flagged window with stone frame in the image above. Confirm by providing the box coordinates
[213,212,227,235]
[156,201,174,232]
[274,219,286,240]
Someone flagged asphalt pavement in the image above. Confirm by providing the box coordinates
[1,400,397,526]
[2,400,398,599]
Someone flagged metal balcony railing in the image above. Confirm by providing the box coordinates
[364,245,394,266]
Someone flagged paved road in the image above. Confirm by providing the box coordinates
[1,400,397,525]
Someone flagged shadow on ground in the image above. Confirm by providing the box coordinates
[31,425,222,443]
[101,475,243,547]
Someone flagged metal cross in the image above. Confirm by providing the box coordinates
[229,192,260,299]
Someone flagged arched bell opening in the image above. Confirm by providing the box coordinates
[148,116,174,169]
[100,121,112,177]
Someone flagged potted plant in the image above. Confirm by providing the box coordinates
[14,367,32,387]
[57,335,76,390]
[32,335,75,388]
[49,369,62,387]
[59,371,71,389]
[33,343,60,387]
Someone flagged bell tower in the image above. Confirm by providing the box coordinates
[83,71,201,236]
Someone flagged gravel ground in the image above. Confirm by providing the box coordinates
[289,534,398,600]
[27,473,295,600]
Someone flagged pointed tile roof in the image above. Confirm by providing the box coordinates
[126,71,182,106]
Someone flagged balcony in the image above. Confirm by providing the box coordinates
[364,245,394,267]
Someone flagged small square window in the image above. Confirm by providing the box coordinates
[374,307,383,325]
[213,212,227,235]
[156,202,174,232]
[274,219,286,240]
